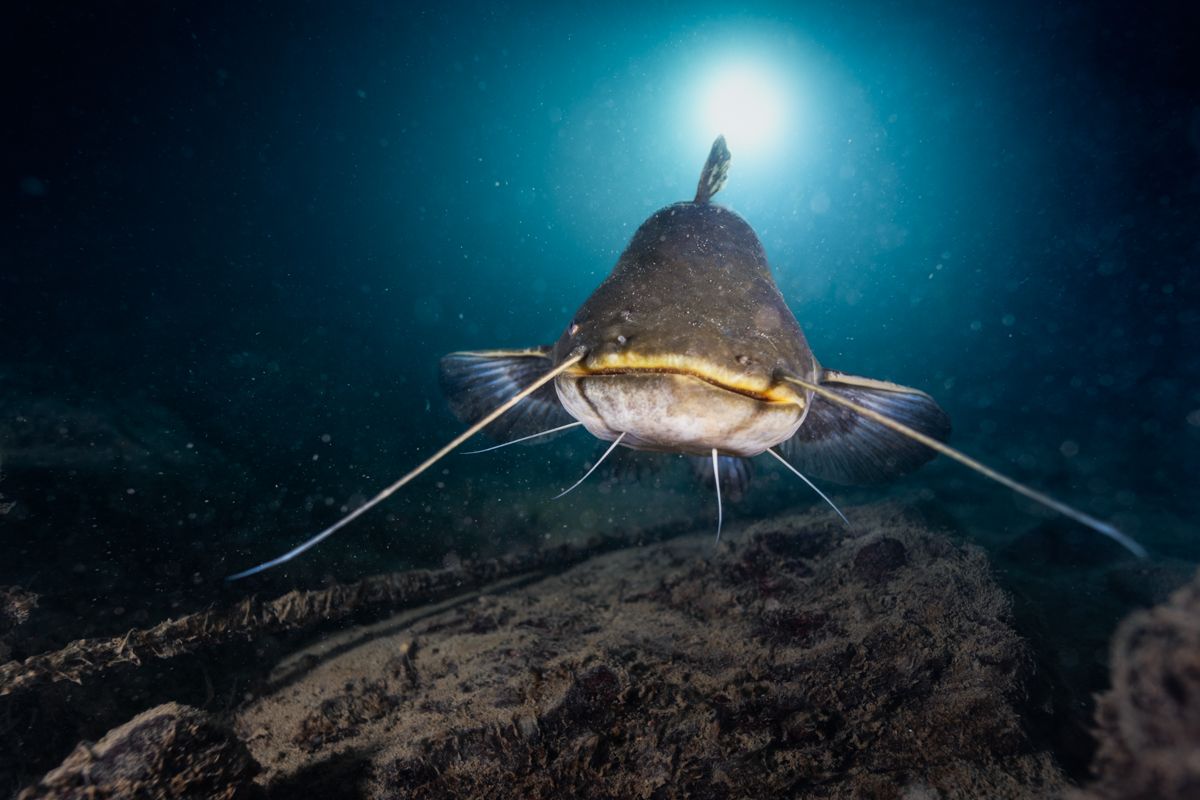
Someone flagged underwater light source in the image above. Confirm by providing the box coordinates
[698,62,789,154]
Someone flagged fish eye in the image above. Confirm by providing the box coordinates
[616,334,628,345]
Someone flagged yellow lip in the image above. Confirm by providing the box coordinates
[567,351,799,404]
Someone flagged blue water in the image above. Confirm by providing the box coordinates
[2,0,1198,781]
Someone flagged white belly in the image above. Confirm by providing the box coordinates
[555,372,803,458]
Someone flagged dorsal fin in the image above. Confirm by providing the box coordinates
[694,135,731,204]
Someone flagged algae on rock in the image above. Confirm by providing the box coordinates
[15,506,1075,799]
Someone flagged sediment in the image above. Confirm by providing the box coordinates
[15,506,1073,798]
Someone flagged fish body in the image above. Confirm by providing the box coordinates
[227,134,1143,582]
[553,200,815,457]
[443,136,948,483]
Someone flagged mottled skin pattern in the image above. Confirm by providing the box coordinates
[552,201,820,457]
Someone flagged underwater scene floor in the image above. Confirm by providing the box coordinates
[3,493,1197,798]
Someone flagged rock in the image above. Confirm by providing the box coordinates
[1073,568,1200,800]
[18,702,260,800]
[0,585,38,661]
[293,680,400,753]
[852,536,908,583]
[237,505,1067,798]
[0,585,37,634]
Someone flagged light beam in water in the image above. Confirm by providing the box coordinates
[694,60,792,157]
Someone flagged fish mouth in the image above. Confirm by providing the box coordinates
[566,353,798,405]
[556,356,805,457]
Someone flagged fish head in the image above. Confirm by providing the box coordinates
[552,201,817,458]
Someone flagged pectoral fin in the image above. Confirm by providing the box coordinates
[780,370,951,485]
[440,347,576,443]
[779,370,1146,558]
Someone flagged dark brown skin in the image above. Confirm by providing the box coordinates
[228,137,1137,581]
[552,201,818,390]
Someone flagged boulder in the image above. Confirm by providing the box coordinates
[18,702,260,800]
[235,506,1066,799]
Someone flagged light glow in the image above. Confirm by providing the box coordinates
[697,61,791,156]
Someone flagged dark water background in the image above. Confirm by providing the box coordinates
[2,0,1198,784]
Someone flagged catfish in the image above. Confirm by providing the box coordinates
[229,136,1142,580]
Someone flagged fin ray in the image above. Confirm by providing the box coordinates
[779,371,951,485]
[780,372,1146,559]
[440,347,576,443]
